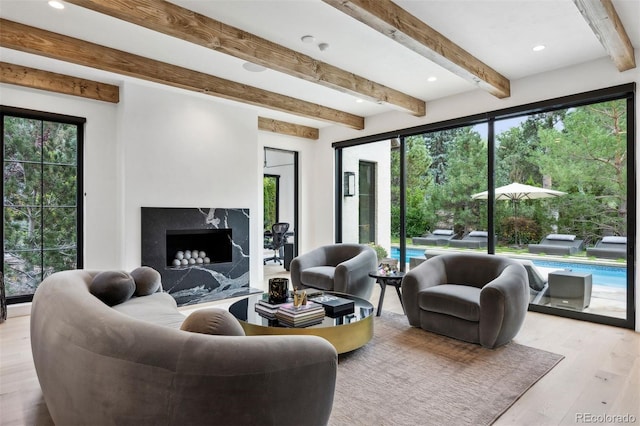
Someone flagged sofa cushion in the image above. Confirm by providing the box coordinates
[89,270,135,306]
[130,266,162,296]
[418,284,481,322]
[300,266,335,290]
[113,292,186,329]
[601,236,626,244]
[547,233,576,241]
[180,308,245,336]
[468,230,488,237]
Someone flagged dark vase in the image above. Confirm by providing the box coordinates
[268,277,289,304]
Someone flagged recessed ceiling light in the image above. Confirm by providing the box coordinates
[355,98,364,103]
[532,45,546,52]
[242,62,267,72]
[427,76,437,82]
[48,1,65,9]
[301,35,315,43]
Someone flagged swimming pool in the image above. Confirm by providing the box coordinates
[390,247,627,289]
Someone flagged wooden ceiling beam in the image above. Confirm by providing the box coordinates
[0,19,364,129]
[322,0,511,99]
[0,63,316,140]
[0,62,120,103]
[572,0,635,71]
[258,117,319,140]
[64,0,426,117]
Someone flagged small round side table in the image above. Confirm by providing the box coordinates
[368,271,405,316]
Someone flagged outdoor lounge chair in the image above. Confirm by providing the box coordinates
[527,234,585,255]
[586,236,627,260]
[411,229,455,246]
[516,259,552,305]
[448,230,490,249]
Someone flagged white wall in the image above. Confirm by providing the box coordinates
[341,140,391,254]
[118,82,262,285]
[313,55,640,330]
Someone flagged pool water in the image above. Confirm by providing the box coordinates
[391,247,627,289]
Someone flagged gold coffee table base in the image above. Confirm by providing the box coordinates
[238,314,373,354]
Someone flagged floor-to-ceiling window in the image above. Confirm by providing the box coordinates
[335,84,634,329]
[2,107,84,304]
[404,126,489,247]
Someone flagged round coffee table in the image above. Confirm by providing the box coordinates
[229,292,374,354]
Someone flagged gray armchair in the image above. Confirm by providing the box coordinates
[290,243,377,300]
[402,253,529,349]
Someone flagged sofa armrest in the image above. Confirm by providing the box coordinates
[479,264,528,348]
[402,258,447,326]
[173,333,337,425]
[334,248,377,299]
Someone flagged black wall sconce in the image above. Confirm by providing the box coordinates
[344,171,355,197]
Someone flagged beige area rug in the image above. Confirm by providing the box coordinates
[329,312,564,426]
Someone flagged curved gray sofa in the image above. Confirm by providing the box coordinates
[290,243,377,300]
[31,270,337,426]
[402,253,529,349]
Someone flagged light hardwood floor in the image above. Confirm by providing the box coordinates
[1,266,638,425]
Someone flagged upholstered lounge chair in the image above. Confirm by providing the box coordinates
[587,236,627,260]
[402,253,529,349]
[411,229,456,246]
[447,230,491,249]
[528,234,585,255]
[290,243,377,300]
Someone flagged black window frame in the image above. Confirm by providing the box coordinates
[334,83,636,329]
[1,105,85,304]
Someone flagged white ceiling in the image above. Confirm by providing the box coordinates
[1,0,638,130]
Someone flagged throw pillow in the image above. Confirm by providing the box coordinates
[180,308,246,336]
[468,231,488,237]
[90,270,135,306]
[602,236,626,244]
[130,266,162,296]
[547,233,576,241]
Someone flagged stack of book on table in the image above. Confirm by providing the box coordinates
[254,294,289,320]
[275,301,325,327]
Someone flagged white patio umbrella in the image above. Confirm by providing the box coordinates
[471,182,566,202]
[471,182,566,245]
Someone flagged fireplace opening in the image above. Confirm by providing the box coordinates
[166,229,232,268]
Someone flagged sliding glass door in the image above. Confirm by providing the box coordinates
[493,101,629,321]
[335,84,634,329]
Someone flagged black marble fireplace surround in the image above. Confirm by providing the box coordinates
[141,207,260,306]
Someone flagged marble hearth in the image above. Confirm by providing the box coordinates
[141,207,260,306]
